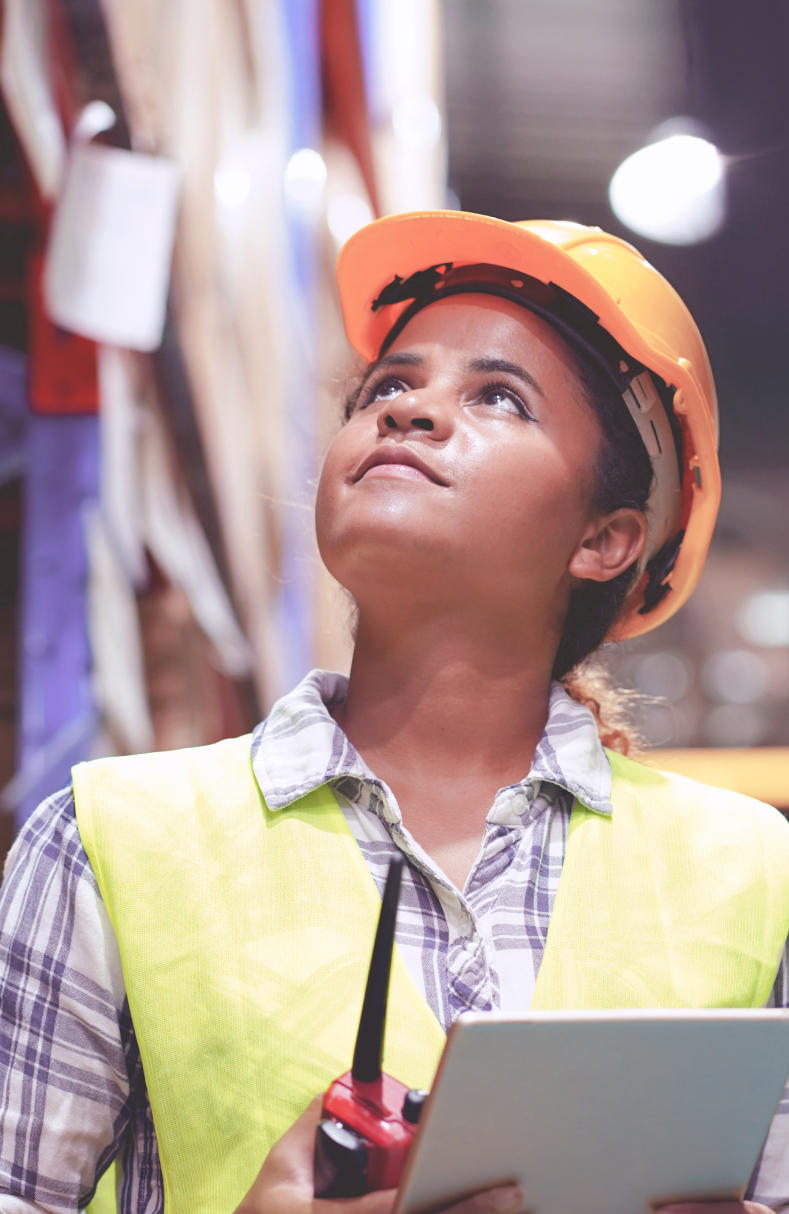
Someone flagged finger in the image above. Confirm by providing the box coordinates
[657,1205,743,1214]
[323,1190,398,1213]
[657,1204,772,1214]
[249,1100,398,1213]
[437,1183,523,1213]
[291,1094,325,1136]
[263,1096,325,1185]
[243,1182,396,1214]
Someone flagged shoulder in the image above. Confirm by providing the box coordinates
[1,784,125,1001]
[73,733,254,814]
[606,748,789,862]
[2,784,89,888]
[72,735,258,867]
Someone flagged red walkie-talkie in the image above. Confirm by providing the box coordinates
[313,853,429,1197]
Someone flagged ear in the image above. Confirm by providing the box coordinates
[568,507,648,584]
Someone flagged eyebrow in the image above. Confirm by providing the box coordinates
[367,352,423,373]
[358,351,422,392]
[362,352,545,398]
[468,357,545,398]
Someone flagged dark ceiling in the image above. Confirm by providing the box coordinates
[443,0,789,473]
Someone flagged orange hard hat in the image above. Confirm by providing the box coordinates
[335,210,721,639]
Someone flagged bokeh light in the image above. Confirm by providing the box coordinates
[609,131,726,245]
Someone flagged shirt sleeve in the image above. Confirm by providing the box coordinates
[0,788,137,1213]
[748,941,789,1212]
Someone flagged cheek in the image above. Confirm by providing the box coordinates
[314,446,342,554]
[314,426,367,573]
[476,442,597,554]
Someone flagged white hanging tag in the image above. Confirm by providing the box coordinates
[44,139,180,351]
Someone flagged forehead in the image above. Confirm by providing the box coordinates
[384,293,586,386]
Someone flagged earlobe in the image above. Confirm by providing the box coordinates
[568,508,649,584]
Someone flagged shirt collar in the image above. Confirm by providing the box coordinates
[251,669,613,817]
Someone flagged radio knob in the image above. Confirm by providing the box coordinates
[402,1088,429,1124]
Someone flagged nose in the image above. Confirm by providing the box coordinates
[375,388,453,439]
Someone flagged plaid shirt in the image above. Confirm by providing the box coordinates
[1,669,787,1213]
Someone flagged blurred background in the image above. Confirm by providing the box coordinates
[0,0,787,862]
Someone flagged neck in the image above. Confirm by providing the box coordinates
[335,608,557,818]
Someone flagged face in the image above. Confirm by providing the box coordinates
[316,294,608,628]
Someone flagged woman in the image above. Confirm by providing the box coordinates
[1,212,787,1214]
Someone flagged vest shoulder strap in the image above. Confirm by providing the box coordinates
[533,750,789,1009]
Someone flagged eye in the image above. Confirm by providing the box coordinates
[472,380,535,420]
[356,375,410,410]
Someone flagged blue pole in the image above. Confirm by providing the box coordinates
[277,0,322,690]
[16,413,99,826]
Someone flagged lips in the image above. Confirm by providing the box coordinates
[353,445,448,485]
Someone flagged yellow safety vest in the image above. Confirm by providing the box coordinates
[73,736,789,1214]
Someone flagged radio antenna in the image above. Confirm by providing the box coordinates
[351,853,404,1083]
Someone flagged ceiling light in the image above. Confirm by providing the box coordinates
[214,162,252,210]
[609,132,726,245]
[73,100,117,144]
[737,589,789,648]
[283,148,327,219]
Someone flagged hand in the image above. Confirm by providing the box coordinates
[658,1203,774,1214]
[234,1097,523,1214]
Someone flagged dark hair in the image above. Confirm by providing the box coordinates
[551,352,654,681]
[554,351,682,754]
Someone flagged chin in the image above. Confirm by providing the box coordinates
[319,531,456,600]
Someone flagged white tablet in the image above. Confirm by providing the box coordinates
[394,1009,789,1214]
